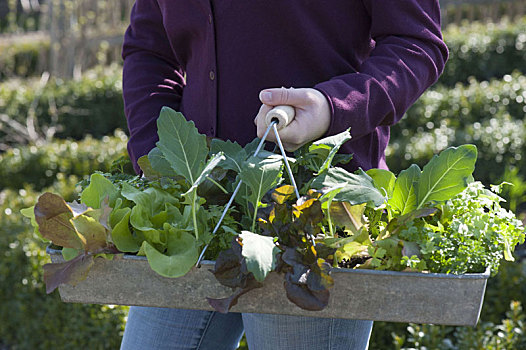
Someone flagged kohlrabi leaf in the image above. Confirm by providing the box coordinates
[311,168,385,206]
[319,186,344,210]
[240,155,283,204]
[309,129,351,173]
[184,152,226,195]
[332,153,353,167]
[390,164,421,215]
[416,144,478,209]
[147,147,178,178]
[366,168,396,198]
[239,155,283,230]
[243,138,263,157]
[194,205,213,245]
[155,107,208,186]
[318,186,344,237]
[381,207,437,239]
[294,129,351,173]
[137,153,162,179]
[232,176,251,221]
[80,173,119,209]
[34,193,86,250]
[210,139,246,173]
[239,231,279,282]
[142,229,198,278]
[329,202,367,235]
[243,139,280,160]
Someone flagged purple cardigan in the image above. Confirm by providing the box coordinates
[122,0,448,174]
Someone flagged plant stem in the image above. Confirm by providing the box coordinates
[327,208,334,237]
[207,177,228,194]
[191,190,199,241]
[251,203,259,233]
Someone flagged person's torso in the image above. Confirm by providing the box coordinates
[155,0,374,146]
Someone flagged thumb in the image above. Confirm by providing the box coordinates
[259,87,306,106]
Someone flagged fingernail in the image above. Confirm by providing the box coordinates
[260,91,272,103]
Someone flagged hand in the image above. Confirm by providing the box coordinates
[254,87,331,151]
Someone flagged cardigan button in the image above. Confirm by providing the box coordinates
[208,14,212,24]
[209,70,215,81]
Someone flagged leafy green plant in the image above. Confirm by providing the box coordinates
[362,145,523,275]
[23,108,241,287]
[23,107,525,315]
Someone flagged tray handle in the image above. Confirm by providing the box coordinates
[265,105,295,130]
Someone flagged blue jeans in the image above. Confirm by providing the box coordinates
[120,307,372,350]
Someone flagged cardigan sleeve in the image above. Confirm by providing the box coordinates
[121,0,185,173]
[314,0,448,140]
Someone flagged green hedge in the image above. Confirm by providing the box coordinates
[0,37,49,79]
[2,16,525,350]
[388,72,526,186]
[0,5,40,34]
[369,259,526,349]
[1,174,127,348]
[1,16,525,86]
[0,131,133,348]
[0,130,129,192]
[440,17,526,86]
[0,65,126,144]
[0,130,133,348]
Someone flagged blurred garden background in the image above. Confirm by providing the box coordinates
[1,0,526,349]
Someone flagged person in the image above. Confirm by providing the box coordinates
[119,1,448,349]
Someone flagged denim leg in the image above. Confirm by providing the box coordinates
[242,313,372,350]
[120,306,244,350]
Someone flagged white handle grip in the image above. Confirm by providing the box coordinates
[265,105,295,130]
